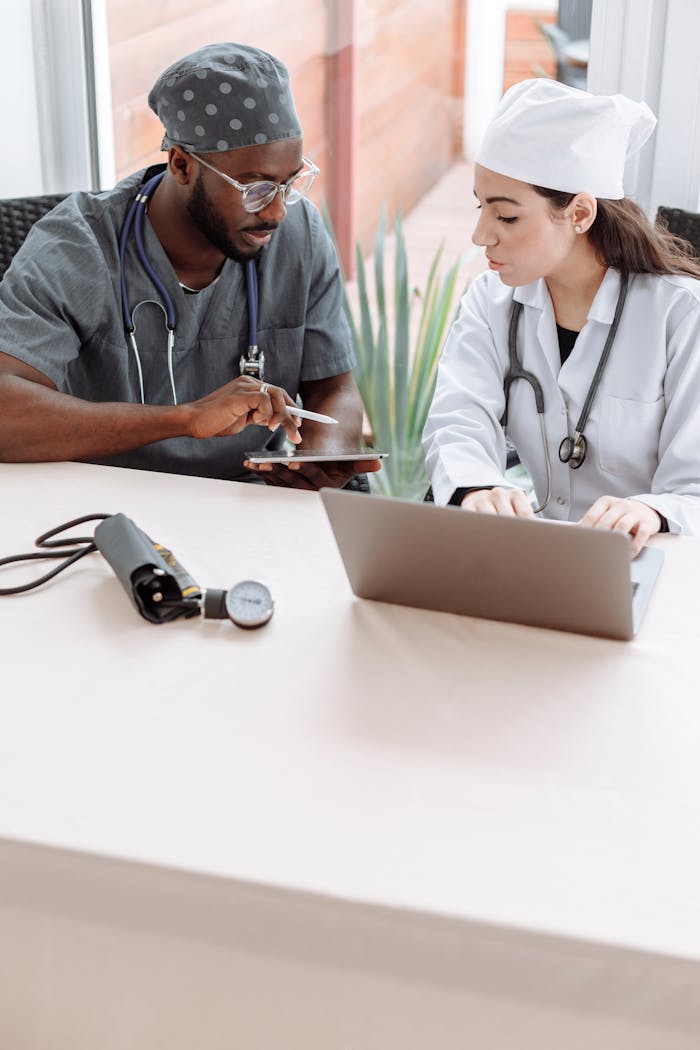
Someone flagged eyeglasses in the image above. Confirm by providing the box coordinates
[189,152,320,213]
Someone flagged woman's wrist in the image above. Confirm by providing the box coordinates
[448,485,494,506]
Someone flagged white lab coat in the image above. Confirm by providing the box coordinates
[423,267,700,534]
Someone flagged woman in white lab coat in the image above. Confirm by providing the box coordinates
[423,78,700,554]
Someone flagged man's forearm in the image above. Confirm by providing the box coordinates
[0,374,190,462]
[298,374,364,449]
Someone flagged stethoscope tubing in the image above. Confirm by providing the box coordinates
[574,273,629,434]
[118,171,260,405]
[246,256,258,350]
[132,178,177,329]
[503,273,630,512]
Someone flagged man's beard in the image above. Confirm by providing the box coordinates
[186,175,275,263]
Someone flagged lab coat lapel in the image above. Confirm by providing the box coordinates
[513,279,561,382]
[557,268,623,408]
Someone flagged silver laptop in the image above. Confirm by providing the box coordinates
[320,489,664,640]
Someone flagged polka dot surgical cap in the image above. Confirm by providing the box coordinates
[148,42,302,153]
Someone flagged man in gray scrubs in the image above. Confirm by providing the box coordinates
[0,43,375,488]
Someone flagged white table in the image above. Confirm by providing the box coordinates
[1,461,700,1049]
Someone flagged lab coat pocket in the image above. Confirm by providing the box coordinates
[598,394,664,479]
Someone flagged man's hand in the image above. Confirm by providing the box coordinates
[460,486,534,517]
[578,496,661,557]
[242,456,382,490]
[0,355,304,464]
[242,371,375,490]
[184,375,302,443]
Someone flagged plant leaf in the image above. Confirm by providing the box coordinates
[393,211,410,452]
[329,206,463,499]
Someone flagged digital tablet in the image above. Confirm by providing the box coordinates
[244,449,388,464]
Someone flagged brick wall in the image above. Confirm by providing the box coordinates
[105,0,466,263]
[106,0,330,184]
[503,8,556,93]
[354,0,465,250]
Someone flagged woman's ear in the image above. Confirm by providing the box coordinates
[571,193,598,234]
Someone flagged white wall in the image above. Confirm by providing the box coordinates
[464,0,700,215]
[589,0,700,215]
[2,0,699,213]
[2,0,43,197]
[1,0,114,199]
[464,0,558,162]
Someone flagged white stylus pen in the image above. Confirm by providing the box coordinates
[287,407,338,425]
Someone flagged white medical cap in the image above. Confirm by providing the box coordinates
[475,78,657,199]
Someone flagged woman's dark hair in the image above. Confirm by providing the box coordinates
[533,186,700,279]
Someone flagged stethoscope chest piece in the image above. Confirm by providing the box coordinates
[239,345,265,380]
[504,274,630,505]
[559,433,587,469]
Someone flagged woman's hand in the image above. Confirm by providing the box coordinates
[460,486,534,517]
[578,496,661,557]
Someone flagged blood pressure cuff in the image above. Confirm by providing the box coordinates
[94,513,200,623]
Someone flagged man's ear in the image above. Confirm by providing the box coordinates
[168,147,195,185]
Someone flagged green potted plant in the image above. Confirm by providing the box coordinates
[341,210,465,500]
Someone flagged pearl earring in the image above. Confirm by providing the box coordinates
[574,224,583,233]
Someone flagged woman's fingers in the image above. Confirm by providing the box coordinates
[578,496,662,557]
[460,486,534,516]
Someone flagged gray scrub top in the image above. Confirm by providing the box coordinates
[0,166,355,480]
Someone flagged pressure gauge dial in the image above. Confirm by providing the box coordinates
[224,579,274,629]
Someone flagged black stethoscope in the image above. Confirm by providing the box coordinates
[118,170,264,405]
[502,273,630,513]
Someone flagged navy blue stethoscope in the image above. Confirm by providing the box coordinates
[118,170,264,405]
[502,273,629,513]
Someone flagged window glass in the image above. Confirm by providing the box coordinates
[105,1,590,268]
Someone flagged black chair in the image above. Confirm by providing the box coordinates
[655,206,700,256]
[344,471,371,493]
[558,0,593,43]
[0,193,68,281]
[537,22,587,91]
